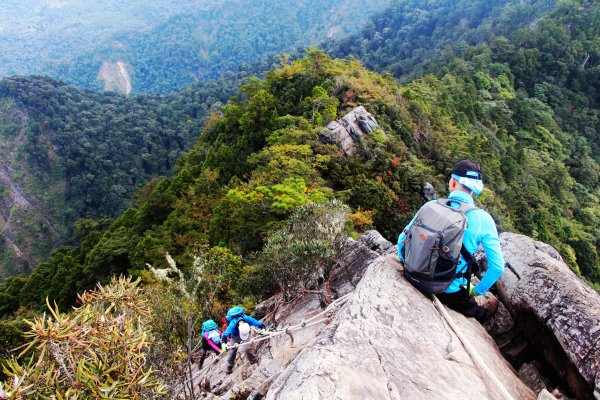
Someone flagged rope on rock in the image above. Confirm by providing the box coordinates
[176,292,353,394]
[226,292,352,351]
[432,295,517,400]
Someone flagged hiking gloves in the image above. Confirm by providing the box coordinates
[468,285,481,297]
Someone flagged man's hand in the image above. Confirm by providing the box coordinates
[468,285,481,297]
[259,328,268,336]
[221,343,228,352]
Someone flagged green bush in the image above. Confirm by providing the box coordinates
[262,199,349,299]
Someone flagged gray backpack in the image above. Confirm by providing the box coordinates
[401,199,476,295]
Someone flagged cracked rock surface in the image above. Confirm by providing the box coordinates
[322,106,384,156]
[195,232,536,399]
[266,233,536,400]
[498,232,600,400]
[265,237,534,400]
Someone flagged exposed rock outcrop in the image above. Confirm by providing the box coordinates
[498,232,600,400]
[266,254,533,400]
[194,232,535,399]
[98,61,132,95]
[321,106,385,156]
[0,107,60,277]
[423,182,438,201]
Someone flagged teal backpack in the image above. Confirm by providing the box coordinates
[201,319,218,335]
[226,306,245,322]
[201,319,221,344]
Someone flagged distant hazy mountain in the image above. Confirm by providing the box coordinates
[1,0,392,94]
[0,0,201,76]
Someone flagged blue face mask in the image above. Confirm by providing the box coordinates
[452,173,483,195]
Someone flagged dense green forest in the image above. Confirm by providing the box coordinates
[1,0,599,390]
[325,0,556,83]
[326,0,600,159]
[326,0,600,270]
[2,0,392,93]
[23,0,392,94]
[0,75,244,276]
[2,36,599,318]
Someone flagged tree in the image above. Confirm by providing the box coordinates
[262,200,349,299]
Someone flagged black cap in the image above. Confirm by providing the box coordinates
[451,159,483,180]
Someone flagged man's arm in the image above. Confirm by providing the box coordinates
[222,320,236,339]
[473,211,505,295]
[243,315,265,329]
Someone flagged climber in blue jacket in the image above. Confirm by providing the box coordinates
[397,159,504,321]
[221,306,266,374]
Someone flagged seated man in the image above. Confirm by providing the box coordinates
[397,159,504,321]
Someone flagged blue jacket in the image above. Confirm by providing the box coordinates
[397,190,505,295]
[222,314,265,339]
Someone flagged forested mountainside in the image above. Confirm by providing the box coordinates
[324,0,556,83]
[1,44,598,323]
[326,0,600,160]
[44,0,391,94]
[0,0,596,286]
[0,76,243,277]
[2,0,584,278]
[325,0,600,272]
[0,0,203,77]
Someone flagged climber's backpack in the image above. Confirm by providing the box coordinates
[201,319,221,344]
[201,319,218,335]
[401,199,477,295]
[226,306,245,323]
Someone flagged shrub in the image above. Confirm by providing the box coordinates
[262,199,349,299]
[0,276,165,399]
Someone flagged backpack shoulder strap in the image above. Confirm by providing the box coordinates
[460,246,473,264]
[456,201,478,214]
[438,197,478,212]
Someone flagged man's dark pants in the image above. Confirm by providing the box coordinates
[227,335,258,370]
[436,288,486,321]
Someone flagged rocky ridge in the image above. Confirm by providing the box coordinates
[321,106,385,156]
[191,231,537,399]
[497,232,600,400]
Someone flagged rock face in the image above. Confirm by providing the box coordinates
[497,232,600,400]
[98,61,132,95]
[423,182,438,201]
[321,106,385,156]
[328,236,378,298]
[0,107,60,277]
[194,232,535,400]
